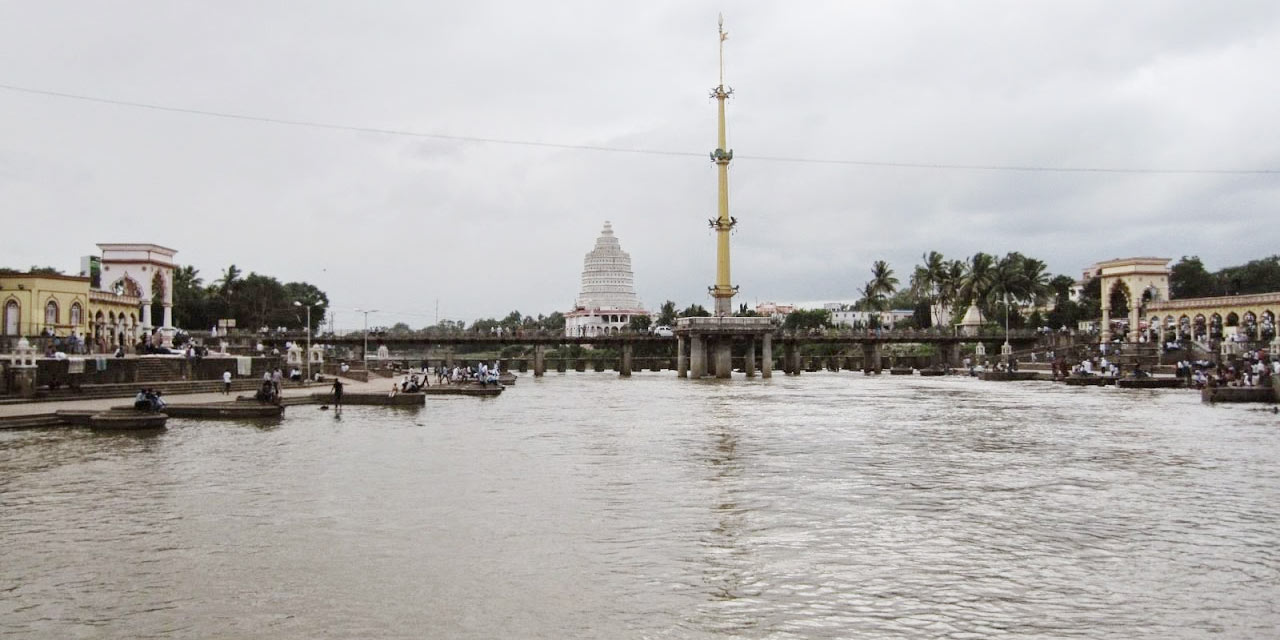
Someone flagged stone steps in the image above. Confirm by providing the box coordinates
[0,414,66,429]
[0,379,263,405]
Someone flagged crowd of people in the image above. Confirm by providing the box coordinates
[1178,352,1278,389]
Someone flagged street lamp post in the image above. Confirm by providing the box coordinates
[1001,291,1013,364]
[354,308,377,370]
[294,300,313,383]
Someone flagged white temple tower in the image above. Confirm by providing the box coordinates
[565,221,647,336]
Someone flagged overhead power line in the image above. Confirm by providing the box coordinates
[2,82,1278,175]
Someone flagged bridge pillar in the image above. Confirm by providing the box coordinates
[1101,306,1111,343]
[862,343,881,374]
[677,335,688,378]
[714,339,732,379]
[690,334,706,378]
[533,345,545,377]
[744,337,756,377]
[761,333,772,378]
[620,344,633,377]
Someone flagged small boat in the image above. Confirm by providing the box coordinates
[889,367,914,375]
[918,368,948,377]
[498,372,517,385]
[1116,377,1184,389]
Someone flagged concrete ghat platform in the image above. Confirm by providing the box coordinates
[113,403,285,419]
[310,392,428,406]
[1116,377,1185,389]
[53,409,167,430]
[1064,376,1116,386]
[421,385,503,397]
[979,371,1042,382]
[1202,387,1277,404]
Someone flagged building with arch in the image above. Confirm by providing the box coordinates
[1084,257,1279,348]
[1095,257,1172,342]
[564,222,648,337]
[0,243,177,351]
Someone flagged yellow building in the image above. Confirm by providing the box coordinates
[1,272,143,350]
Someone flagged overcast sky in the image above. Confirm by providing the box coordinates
[3,1,1278,329]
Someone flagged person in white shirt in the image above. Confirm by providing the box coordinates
[222,370,232,395]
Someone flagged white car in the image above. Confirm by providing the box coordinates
[652,325,674,337]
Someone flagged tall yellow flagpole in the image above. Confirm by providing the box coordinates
[709,13,737,316]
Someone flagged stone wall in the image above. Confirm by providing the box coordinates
[31,355,283,388]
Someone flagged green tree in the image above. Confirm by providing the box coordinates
[868,260,899,299]
[537,311,566,332]
[1169,256,1217,299]
[959,252,995,323]
[910,251,946,328]
[172,265,212,329]
[782,308,831,332]
[656,300,677,326]
[628,315,652,332]
[232,273,288,330]
[679,304,710,318]
[282,281,330,333]
[386,322,415,336]
[1216,255,1280,295]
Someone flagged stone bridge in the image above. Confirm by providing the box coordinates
[250,329,1043,377]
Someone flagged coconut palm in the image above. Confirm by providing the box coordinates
[868,260,899,299]
[935,259,966,326]
[910,251,947,327]
[959,252,995,323]
[1019,257,1051,306]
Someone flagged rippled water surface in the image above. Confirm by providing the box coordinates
[3,373,1279,638]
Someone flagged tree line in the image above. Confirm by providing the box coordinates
[173,264,329,334]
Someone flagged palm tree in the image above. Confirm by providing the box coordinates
[1019,257,1051,307]
[857,280,885,328]
[935,259,966,326]
[911,251,947,328]
[960,252,995,323]
[216,264,241,296]
[868,260,899,298]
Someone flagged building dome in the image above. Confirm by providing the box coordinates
[575,221,643,311]
[565,222,646,337]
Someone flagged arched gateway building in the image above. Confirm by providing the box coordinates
[564,222,647,337]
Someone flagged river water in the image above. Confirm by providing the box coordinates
[2,373,1278,639]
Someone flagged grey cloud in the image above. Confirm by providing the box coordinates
[2,1,1278,330]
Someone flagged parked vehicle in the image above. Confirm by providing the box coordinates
[652,325,674,337]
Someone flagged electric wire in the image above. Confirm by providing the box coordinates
[2,82,1278,175]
